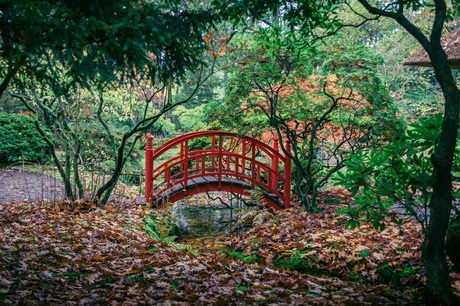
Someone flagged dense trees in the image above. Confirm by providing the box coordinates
[216,0,460,303]
[208,28,403,211]
[1,0,218,203]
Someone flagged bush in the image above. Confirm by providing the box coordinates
[0,112,50,163]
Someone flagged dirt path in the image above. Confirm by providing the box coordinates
[0,170,64,202]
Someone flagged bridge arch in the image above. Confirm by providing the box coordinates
[144,131,292,210]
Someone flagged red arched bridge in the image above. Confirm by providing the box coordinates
[144,131,292,211]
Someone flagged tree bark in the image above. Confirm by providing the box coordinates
[422,42,460,305]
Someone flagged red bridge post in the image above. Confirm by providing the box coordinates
[218,136,223,189]
[272,137,279,191]
[284,139,291,208]
[184,140,189,191]
[145,133,154,204]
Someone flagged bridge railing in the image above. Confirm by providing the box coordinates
[145,131,291,208]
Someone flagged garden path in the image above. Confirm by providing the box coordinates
[0,169,64,202]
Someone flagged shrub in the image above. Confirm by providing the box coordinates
[0,112,50,163]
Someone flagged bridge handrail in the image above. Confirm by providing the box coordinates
[145,131,291,209]
[152,130,288,163]
[151,151,286,200]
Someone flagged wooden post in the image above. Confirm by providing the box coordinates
[166,167,171,189]
[218,136,222,189]
[211,135,216,171]
[242,140,246,176]
[180,142,184,176]
[251,143,256,187]
[272,137,279,191]
[145,133,154,204]
[184,140,189,191]
[284,139,292,208]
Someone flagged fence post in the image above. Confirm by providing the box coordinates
[145,133,154,204]
[284,139,291,208]
[272,137,279,191]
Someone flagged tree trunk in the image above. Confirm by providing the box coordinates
[64,137,73,199]
[422,44,460,305]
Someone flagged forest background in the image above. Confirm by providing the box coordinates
[1,0,460,304]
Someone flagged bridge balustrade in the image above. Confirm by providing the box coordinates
[145,131,291,210]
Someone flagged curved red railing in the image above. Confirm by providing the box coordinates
[145,131,292,209]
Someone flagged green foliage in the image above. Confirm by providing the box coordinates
[172,104,207,132]
[227,250,259,264]
[151,117,176,136]
[272,250,419,288]
[144,210,182,243]
[376,263,419,288]
[0,112,50,163]
[144,211,199,256]
[2,0,215,93]
[334,114,456,233]
[274,251,323,275]
[210,26,403,211]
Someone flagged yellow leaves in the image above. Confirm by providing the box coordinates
[92,255,103,261]
[326,74,338,83]
[203,30,216,43]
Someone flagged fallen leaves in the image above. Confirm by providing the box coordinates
[0,201,449,304]
[230,207,427,287]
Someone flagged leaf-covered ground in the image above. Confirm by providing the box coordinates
[0,201,458,304]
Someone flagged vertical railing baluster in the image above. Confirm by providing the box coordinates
[272,137,279,191]
[184,140,189,190]
[251,142,256,188]
[211,135,216,171]
[180,142,184,177]
[201,153,205,175]
[218,135,223,189]
[235,156,239,176]
[166,167,171,189]
[145,133,154,204]
[242,140,246,177]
